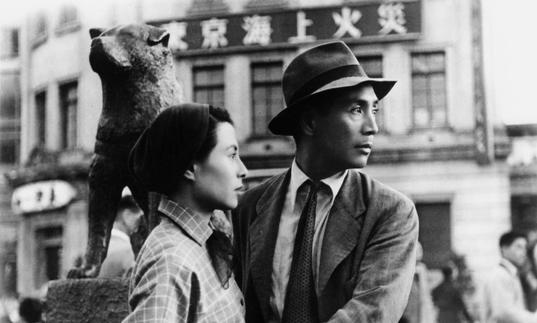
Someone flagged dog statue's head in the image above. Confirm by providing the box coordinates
[89,24,171,76]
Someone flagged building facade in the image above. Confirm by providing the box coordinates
[0,23,21,298]
[8,0,511,296]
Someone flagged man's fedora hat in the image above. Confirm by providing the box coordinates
[269,41,396,135]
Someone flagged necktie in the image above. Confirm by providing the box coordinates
[282,181,320,323]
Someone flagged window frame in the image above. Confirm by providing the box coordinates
[59,80,78,149]
[410,51,449,130]
[192,65,225,108]
[250,61,284,138]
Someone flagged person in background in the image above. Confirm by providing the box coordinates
[432,266,474,323]
[482,231,537,322]
[17,298,42,323]
[399,242,435,323]
[124,103,247,322]
[98,194,143,278]
[521,240,537,312]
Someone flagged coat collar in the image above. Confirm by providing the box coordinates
[318,170,367,294]
[248,171,290,322]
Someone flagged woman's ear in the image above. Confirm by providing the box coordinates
[183,164,197,181]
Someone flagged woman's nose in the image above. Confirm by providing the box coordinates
[237,157,248,178]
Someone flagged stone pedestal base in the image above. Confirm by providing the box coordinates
[46,278,129,323]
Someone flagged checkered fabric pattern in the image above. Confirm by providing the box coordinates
[123,198,245,323]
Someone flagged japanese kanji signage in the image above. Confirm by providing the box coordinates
[152,1,421,56]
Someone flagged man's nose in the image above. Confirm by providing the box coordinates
[362,112,379,135]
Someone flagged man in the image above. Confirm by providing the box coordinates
[233,41,419,322]
[98,194,143,278]
[483,231,537,323]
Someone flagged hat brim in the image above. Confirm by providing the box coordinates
[269,77,396,135]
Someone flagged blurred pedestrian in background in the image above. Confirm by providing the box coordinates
[482,231,537,322]
[399,242,435,323]
[432,266,474,323]
[98,194,143,278]
[521,240,537,311]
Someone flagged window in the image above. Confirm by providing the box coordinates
[0,28,19,58]
[59,81,78,149]
[411,52,447,129]
[35,91,47,146]
[0,73,20,164]
[35,227,63,288]
[357,56,385,131]
[193,66,225,108]
[251,62,283,137]
[56,4,80,34]
[32,12,48,46]
[416,201,451,269]
[511,195,537,233]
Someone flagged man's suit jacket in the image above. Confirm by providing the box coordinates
[232,169,419,323]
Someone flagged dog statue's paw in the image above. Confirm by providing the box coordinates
[66,265,99,279]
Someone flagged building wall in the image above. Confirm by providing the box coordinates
[0,23,21,297]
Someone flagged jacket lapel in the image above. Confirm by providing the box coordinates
[318,171,367,294]
[248,171,290,321]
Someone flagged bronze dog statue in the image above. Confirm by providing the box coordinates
[68,24,182,278]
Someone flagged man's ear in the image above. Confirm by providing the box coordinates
[183,164,197,181]
[299,109,316,136]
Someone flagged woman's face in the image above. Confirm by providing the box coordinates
[192,122,248,211]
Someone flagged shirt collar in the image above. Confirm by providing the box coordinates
[158,197,213,246]
[111,228,130,243]
[500,258,519,276]
[290,159,348,199]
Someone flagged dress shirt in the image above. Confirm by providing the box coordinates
[269,160,347,322]
[124,197,244,323]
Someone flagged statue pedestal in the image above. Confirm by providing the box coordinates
[46,278,129,323]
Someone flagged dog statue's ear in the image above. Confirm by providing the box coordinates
[89,28,105,39]
[148,27,170,47]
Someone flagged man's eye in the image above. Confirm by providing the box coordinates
[350,106,363,114]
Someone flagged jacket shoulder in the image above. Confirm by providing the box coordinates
[353,170,415,214]
[238,171,287,207]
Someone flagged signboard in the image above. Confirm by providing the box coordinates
[151,1,421,56]
[11,180,77,214]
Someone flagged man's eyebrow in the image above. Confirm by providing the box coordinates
[356,98,379,104]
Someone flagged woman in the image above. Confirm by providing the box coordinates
[123,103,247,322]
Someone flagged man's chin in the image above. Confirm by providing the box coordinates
[349,157,369,169]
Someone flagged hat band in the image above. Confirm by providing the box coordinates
[288,64,366,104]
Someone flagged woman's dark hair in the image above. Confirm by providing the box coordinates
[128,103,235,196]
[194,105,233,162]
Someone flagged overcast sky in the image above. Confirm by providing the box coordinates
[1,0,536,125]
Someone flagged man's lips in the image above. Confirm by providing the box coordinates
[356,143,372,149]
